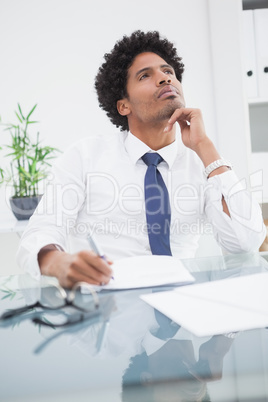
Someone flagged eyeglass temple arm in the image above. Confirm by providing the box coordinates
[33,314,100,354]
[0,302,39,320]
[69,282,100,308]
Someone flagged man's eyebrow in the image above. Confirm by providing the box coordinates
[135,64,175,78]
[161,64,174,71]
[135,67,151,78]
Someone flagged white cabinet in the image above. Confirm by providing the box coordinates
[242,9,268,99]
[242,6,268,206]
[248,99,268,208]
[252,9,268,98]
[208,0,268,214]
[242,10,259,98]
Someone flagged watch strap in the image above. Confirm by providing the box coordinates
[204,158,232,178]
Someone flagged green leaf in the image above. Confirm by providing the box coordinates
[30,160,37,174]
[17,103,25,120]
[10,292,16,300]
[26,104,37,120]
[15,112,23,123]
[1,293,12,300]
[0,103,61,197]
[0,289,11,294]
[4,124,18,131]
[18,166,32,180]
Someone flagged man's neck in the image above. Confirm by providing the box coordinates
[129,122,176,151]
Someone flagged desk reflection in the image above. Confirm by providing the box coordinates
[1,252,268,402]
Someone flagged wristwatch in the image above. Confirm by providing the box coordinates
[204,158,232,178]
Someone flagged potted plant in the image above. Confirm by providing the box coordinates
[0,103,60,220]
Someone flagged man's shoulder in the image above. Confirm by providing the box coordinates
[54,131,127,171]
[64,132,127,157]
[73,132,126,150]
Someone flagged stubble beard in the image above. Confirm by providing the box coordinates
[154,97,185,122]
[128,95,185,127]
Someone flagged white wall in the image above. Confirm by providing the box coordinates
[0,0,217,207]
[0,0,221,262]
[0,0,217,149]
[208,0,251,181]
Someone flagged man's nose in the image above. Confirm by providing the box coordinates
[156,72,172,86]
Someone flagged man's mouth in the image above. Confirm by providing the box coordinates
[158,85,179,99]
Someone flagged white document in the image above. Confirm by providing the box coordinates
[242,10,258,98]
[141,272,268,337]
[99,255,194,290]
[254,9,268,98]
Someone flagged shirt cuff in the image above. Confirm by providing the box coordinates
[16,240,66,281]
[207,170,244,196]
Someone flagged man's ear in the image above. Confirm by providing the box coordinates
[117,99,131,116]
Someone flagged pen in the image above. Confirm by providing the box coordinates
[87,234,114,280]
[87,233,106,259]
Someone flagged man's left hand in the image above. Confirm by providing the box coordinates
[164,108,210,153]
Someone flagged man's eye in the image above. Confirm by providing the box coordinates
[139,74,148,81]
[165,70,173,75]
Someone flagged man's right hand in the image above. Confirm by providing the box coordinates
[38,245,113,288]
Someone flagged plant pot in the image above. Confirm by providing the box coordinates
[9,195,43,220]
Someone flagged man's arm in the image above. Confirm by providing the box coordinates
[38,245,113,288]
[164,107,266,252]
[164,108,231,214]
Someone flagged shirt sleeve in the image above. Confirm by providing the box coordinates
[16,142,86,280]
[204,170,266,253]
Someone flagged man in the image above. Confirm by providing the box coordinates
[17,31,266,288]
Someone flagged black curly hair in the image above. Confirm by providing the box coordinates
[95,30,184,132]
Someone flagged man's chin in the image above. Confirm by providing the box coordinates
[159,100,185,120]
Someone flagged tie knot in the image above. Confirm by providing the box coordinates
[142,152,163,167]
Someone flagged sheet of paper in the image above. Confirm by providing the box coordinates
[140,272,268,337]
[98,255,194,290]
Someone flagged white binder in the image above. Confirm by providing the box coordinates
[242,10,258,98]
[254,9,268,99]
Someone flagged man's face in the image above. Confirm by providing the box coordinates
[120,52,185,127]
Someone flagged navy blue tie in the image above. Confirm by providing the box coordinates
[142,152,172,256]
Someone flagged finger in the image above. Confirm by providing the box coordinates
[172,110,195,124]
[178,120,189,131]
[104,256,114,265]
[56,256,105,288]
[65,252,113,286]
[64,266,104,287]
[171,108,200,124]
[164,115,188,133]
[163,110,181,132]
[163,108,191,132]
[80,250,113,278]
[71,258,112,286]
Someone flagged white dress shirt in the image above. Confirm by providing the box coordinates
[17,131,266,279]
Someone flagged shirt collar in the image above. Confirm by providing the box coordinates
[124,131,179,169]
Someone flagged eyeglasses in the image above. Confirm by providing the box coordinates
[34,294,116,354]
[0,282,100,328]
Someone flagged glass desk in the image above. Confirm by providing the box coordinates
[1,252,268,402]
